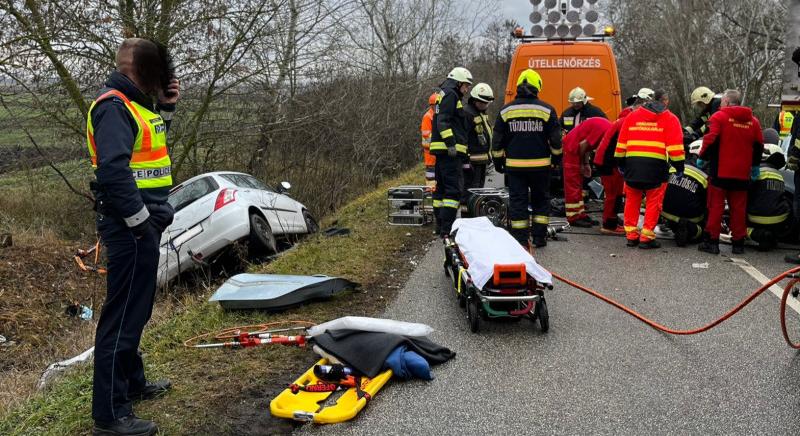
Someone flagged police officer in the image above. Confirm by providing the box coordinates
[463,82,494,194]
[88,38,179,436]
[492,69,561,248]
[430,67,472,236]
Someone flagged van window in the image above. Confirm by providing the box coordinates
[168,177,219,212]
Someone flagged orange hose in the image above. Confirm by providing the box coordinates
[551,265,800,345]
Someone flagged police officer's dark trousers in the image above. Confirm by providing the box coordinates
[92,213,160,422]
[433,154,464,235]
[507,170,550,244]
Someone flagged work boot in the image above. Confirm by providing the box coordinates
[638,239,661,249]
[626,238,639,248]
[532,236,547,248]
[784,252,800,264]
[129,380,171,402]
[673,220,689,247]
[697,240,720,255]
[93,414,158,436]
[570,215,594,228]
[731,239,745,255]
[600,224,625,236]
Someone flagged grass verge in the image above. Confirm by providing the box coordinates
[0,166,432,435]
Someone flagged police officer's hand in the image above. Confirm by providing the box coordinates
[131,219,154,240]
[158,78,181,105]
[447,146,457,157]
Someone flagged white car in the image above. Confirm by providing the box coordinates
[157,171,318,287]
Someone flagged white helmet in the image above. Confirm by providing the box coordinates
[470,83,495,103]
[688,139,703,156]
[762,143,783,162]
[568,87,593,103]
[447,67,473,85]
[636,88,655,101]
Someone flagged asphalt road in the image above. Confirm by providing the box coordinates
[300,171,800,435]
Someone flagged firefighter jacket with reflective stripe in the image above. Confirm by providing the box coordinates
[776,110,795,139]
[684,97,721,139]
[747,166,790,225]
[661,164,707,223]
[463,101,492,163]
[614,103,684,189]
[559,102,607,133]
[420,108,436,166]
[699,105,764,190]
[430,79,468,156]
[491,86,561,172]
[86,72,173,227]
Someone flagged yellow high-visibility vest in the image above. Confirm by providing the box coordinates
[86,89,172,189]
[779,111,794,139]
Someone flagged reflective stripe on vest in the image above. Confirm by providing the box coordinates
[779,111,794,139]
[506,157,551,168]
[86,90,172,189]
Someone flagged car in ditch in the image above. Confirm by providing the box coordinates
[156,171,317,287]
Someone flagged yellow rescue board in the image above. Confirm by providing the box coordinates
[270,358,393,424]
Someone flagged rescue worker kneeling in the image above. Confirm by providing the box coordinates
[615,90,685,249]
[492,69,561,248]
[561,117,612,227]
[746,133,792,251]
[430,67,472,236]
[660,142,707,247]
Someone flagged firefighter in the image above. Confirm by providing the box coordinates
[463,83,494,194]
[615,89,685,249]
[747,133,791,251]
[696,89,764,255]
[561,116,612,227]
[785,119,800,263]
[661,140,708,247]
[559,86,607,133]
[430,67,472,236]
[492,69,561,248]
[774,110,795,141]
[683,86,721,145]
[594,88,653,234]
[420,92,438,189]
[88,38,178,436]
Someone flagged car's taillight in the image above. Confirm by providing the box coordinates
[214,188,237,210]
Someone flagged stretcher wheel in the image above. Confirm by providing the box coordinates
[467,296,480,333]
[535,298,549,333]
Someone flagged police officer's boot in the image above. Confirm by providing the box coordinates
[697,232,720,255]
[731,239,745,255]
[93,414,157,436]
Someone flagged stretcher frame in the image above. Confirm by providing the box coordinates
[442,237,551,333]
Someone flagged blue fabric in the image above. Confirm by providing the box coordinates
[383,345,433,380]
[751,166,760,181]
[695,158,707,170]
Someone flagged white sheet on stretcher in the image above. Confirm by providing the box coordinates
[451,217,552,289]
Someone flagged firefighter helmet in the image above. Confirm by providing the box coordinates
[761,143,783,161]
[568,87,593,103]
[470,83,495,103]
[447,67,473,85]
[636,88,655,101]
[690,86,715,106]
[688,139,703,157]
[428,92,438,105]
[516,69,543,91]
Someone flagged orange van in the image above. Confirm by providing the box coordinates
[504,40,622,121]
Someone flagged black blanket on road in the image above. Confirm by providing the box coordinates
[313,329,455,377]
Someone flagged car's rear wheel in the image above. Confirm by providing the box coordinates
[249,213,277,255]
[303,210,319,234]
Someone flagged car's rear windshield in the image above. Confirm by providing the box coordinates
[168,176,219,212]
[220,174,273,192]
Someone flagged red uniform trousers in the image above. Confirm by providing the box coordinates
[562,140,587,222]
[600,170,624,225]
[705,185,747,241]
[623,183,666,242]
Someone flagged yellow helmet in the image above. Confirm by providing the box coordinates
[690,86,715,106]
[516,69,542,91]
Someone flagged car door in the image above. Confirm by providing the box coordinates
[243,175,301,233]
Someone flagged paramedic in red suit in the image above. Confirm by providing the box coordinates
[696,89,764,255]
[561,117,612,227]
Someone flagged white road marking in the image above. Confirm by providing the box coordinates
[730,257,800,315]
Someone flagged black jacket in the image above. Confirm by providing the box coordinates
[684,97,721,142]
[491,85,561,172]
[662,164,707,223]
[559,102,607,132]
[747,165,791,226]
[788,117,800,161]
[91,71,175,230]
[463,99,491,163]
[430,78,468,156]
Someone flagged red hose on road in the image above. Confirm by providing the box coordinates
[551,266,800,348]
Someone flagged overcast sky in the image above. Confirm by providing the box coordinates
[502,0,533,23]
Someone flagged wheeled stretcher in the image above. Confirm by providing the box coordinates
[443,217,553,333]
